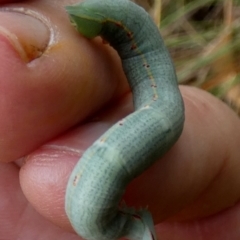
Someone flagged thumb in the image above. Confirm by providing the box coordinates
[0,1,127,163]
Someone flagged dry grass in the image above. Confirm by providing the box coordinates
[143,0,240,115]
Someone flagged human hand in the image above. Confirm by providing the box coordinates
[1,0,240,239]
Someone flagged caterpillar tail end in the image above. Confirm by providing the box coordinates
[139,210,158,240]
[122,206,158,240]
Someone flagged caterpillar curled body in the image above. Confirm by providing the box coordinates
[65,0,185,240]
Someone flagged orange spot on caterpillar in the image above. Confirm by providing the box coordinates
[115,22,122,28]
[73,175,80,186]
[143,63,150,68]
[131,44,137,50]
[127,31,133,39]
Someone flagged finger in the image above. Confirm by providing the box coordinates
[0,162,83,239]
[19,94,133,231]
[0,163,25,239]
[124,86,240,222]
[0,0,128,163]
[155,201,240,240]
[19,86,240,235]
[0,0,22,3]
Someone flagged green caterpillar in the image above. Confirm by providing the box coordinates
[65,0,184,239]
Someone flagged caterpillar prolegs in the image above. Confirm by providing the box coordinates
[65,1,185,239]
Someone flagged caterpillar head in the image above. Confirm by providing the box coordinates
[65,4,103,38]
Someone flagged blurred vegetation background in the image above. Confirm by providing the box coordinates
[134,0,240,116]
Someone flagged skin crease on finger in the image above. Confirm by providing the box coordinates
[1,0,240,240]
[0,0,128,163]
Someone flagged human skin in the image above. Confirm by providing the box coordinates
[1,0,240,239]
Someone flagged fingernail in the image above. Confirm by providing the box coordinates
[0,10,50,62]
